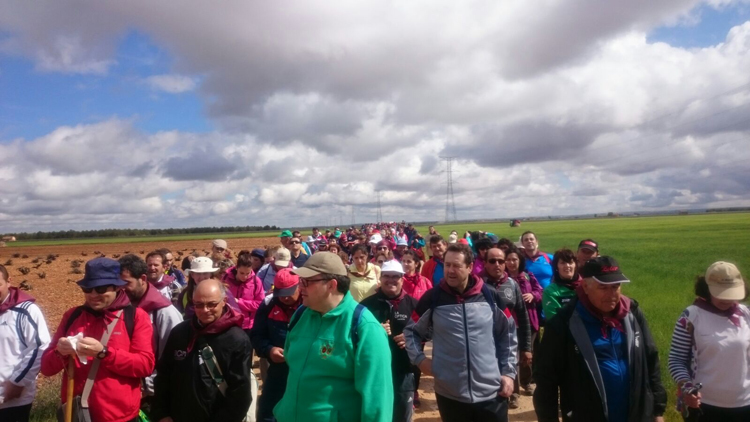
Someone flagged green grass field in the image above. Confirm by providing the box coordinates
[416,213,750,421]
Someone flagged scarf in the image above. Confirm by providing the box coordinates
[554,272,582,289]
[187,305,244,352]
[483,271,508,288]
[81,290,132,323]
[575,284,630,338]
[693,297,744,327]
[151,274,176,290]
[440,274,484,302]
[275,296,303,320]
[403,273,421,289]
[0,287,35,314]
[135,283,172,314]
[378,288,407,307]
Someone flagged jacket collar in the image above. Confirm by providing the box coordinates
[0,287,35,314]
[135,283,172,313]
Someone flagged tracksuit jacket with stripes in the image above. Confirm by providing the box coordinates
[0,291,50,409]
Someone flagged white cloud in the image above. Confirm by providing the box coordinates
[146,74,197,94]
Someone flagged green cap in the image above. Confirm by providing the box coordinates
[278,230,293,238]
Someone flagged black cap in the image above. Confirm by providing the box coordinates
[578,239,599,252]
[580,256,629,284]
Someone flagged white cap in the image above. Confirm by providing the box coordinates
[381,260,405,274]
[274,248,291,267]
[396,238,408,246]
[448,233,458,244]
[190,257,217,273]
[369,234,383,244]
[306,235,315,243]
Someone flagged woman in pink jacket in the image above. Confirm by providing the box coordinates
[221,252,265,361]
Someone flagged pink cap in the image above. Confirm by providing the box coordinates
[273,268,300,297]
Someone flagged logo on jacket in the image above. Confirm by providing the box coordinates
[634,331,640,348]
[319,340,334,359]
[174,350,187,360]
[503,288,513,300]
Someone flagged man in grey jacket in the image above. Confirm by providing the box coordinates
[405,243,517,422]
[118,254,183,415]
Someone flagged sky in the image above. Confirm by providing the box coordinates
[1,0,749,232]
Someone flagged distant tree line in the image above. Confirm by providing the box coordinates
[7,225,280,240]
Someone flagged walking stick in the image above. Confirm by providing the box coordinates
[65,357,75,422]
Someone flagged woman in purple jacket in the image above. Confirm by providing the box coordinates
[506,246,543,396]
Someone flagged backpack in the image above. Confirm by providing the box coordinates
[64,305,136,339]
[288,303,367,348]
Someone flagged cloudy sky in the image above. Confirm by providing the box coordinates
[1,1,749,232]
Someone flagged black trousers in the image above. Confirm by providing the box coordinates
[436,394,508,422]
[684,403,750,422]
[0,404,32,422]
[243,329,255,363]
[258,362,288,422]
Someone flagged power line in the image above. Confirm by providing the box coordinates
[376,190,383,223]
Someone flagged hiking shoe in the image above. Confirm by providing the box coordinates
[509,394,519,409]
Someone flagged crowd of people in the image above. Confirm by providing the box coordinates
[0,222,748,422]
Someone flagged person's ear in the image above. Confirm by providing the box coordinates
[140,275,148,284]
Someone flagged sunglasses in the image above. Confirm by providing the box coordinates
[81,285,115,294]
[487,258,506,265]
[290,240,301,245]
[193,301,222,310]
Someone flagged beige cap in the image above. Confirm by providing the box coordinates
[274,247,291,267]
[292,252,347,278]
[212,239,228,249]
[706,261,745,300]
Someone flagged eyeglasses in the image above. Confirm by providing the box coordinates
[81,285,115,294]
[290,240,301,245]
[300,276,330,287]
[487,258,506,265]
[193,301,222,310]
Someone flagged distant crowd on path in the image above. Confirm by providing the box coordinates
[0,222,749,422]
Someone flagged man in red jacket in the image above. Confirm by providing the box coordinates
[41,258,155,422]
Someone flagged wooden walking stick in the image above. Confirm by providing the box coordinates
[65,357,75,422]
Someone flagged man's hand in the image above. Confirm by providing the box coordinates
[393,333,406,349]
[56,337,76,356]
[654,417,664,422]
[269,347,286,364]
[381,320,392,336]
[522,293,534,303]
[2,381,24,401]
[418,358,433,376]
[499,376,514,397]
[77,337,104,358]
[521,351,533,366]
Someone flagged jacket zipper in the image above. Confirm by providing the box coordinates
[462,302,473,399]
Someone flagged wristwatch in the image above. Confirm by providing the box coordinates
[97,346,109,359]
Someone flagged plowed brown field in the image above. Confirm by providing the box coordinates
[1,237,536,421]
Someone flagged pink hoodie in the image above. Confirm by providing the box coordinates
[221,266,265,330]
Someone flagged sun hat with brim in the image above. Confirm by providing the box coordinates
[190,257,218,273]
[274,248,292,267]
[292,252,347,278]
[273,268,300,297]
[212,239,227,249]
[381,260,405,275]
[78,258,126,288]
[581,256,629,284]
[706,261,745,300]
[278,230,293,238]
[250,248,266,259]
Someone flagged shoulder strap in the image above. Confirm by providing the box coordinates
[350,304,366,349]
[63,307,84,334]
[481,283,497,319]
[201,345,228,396]
[428,285,440,326]
[81,309,123,408]
[288,305,307,331]
[542,253,551,264]
[123,305,135,339]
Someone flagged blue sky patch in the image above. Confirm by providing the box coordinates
[648,3,749,48]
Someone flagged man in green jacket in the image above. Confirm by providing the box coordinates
[275,252,393,422]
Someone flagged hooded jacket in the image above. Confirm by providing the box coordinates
[542,273,583,322]
[221,266,265,330]
[151,306,251,422]
[0,288,51,409]
[511,271,542,332]
[133,283,183,396]
[404,275,518,403]
[533,296,666,422]
[482,273,532,352]
[41,291,155,422]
